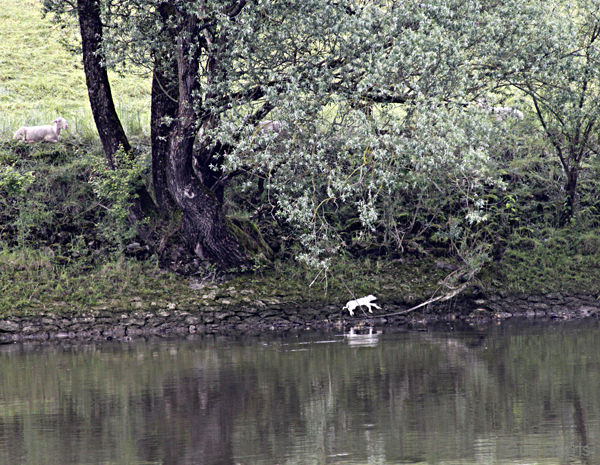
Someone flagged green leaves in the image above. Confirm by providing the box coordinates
[89,148,148,247]
[0,165,35,196]
[204,0,529,268]
[503,0,600,223]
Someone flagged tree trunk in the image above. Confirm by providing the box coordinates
[77,0,131,168]
[166,12,249,270]
[561,167,579,226]
[77,0,155,222]
[151,27,179,212]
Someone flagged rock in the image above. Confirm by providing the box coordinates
[121,318,145,326]
[468,309,491,318]
[185,316,202,325]
[486,302,506,313]
[126,327,146,336]
[578,306,599,317]
[103,326,126,337]
[21,323,41,334]
[0,321,19,332]
[493,312,512,319]
[215,311,234,320]
[545,292,563,300]
[5,288,600,342]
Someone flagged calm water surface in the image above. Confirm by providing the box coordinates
[1,320,599,464]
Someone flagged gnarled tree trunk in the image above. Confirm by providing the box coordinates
[150,3,179,213]
[166,11,249,270]
[151,64,178,213]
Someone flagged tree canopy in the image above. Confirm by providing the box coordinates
[42,0,600,277]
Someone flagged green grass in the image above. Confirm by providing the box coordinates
[0,0,151,139]
[0,249,195,316]
[0,0,157,316]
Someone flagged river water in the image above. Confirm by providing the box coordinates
[0,319,599,465]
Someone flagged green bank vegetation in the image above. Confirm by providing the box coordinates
[2,0,600,317]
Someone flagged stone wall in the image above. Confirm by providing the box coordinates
[467,292,600,319]
[0,292,599,342]
[0,303,345,342]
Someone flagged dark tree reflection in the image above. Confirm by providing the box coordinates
[0,322,598,464]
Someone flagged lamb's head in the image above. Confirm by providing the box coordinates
[53,118,68,131]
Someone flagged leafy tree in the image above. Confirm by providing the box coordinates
[44,0,153,226]
[498,0,600,225]
[43,0,552,274]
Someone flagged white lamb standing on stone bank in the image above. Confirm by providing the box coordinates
[13,117,69,143]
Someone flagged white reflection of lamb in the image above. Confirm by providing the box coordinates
[345,327,382,347]
[343,295,381,316]
[13,117,69,143]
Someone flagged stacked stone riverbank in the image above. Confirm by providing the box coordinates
[1,289,599,342]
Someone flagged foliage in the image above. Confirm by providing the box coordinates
[88,147,150,248]
[204,0,534,275]
[0,165,35,196]
[0,164,37,248]
[498,0,600,224]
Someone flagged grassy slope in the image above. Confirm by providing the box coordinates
[0,0,150,138]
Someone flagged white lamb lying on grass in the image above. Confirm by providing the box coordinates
[13,117,68,143]
[343,295,381,316]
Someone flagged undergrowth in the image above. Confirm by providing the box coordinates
[486,228,600,296]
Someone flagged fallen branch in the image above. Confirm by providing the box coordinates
[364,282,470,318]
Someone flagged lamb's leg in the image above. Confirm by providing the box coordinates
[364,303,381,313]
[45,125,61,142]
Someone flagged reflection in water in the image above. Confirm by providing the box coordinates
[0,320,599,464]
[344,327,382,347]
